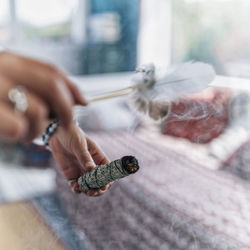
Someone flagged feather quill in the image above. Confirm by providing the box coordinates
[153,62,215,100]
[130,62,216,120]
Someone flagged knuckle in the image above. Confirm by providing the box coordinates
[48,77,60,93]
[46,63,59,75]
[45,65,62,87]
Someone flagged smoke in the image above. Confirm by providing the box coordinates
[166,98,223,122]
[130,89,228,123]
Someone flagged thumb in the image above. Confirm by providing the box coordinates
[74,132,96,173]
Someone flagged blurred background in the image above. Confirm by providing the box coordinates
[172,0,250,77]
[1,1,250,249]
[1,0,250,163]
[0,0,139,74]
[1,0,250,76]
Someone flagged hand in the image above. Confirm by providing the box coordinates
[50,123,112,197]
[0,51,87,142]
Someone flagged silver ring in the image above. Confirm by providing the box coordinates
[8,86,28,113]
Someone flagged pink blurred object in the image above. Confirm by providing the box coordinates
[161,88,231,143]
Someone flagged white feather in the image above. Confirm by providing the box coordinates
[151,62,215,101]
[130,62,216,120]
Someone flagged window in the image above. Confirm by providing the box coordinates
[0,0,10,42]
[17,0,84,43]
[172,0,250,77]
[85,0,139,74]
[0,0,139,75]
[0,0,85,44]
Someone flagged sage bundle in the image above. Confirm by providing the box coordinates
[78,156,139,191]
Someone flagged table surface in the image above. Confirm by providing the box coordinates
[0,193,87,250]
[0,201,65,250]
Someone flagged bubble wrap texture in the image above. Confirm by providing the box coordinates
[54,131,250,250]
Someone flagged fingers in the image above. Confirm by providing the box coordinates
[24,92,48,142]
[51,125,112,197]
[50,136,83,180]
[86,136,109,165]
[70,129,112,196]
[61,75,88,106]
[69,84,88,106]
[47,79,73,128]
[50,127,95,195]
[89,181,114,197]
[50,136,86,195]
[73,129,96,173]
[85,136,111,196]
[0,75,49,141]
[0,101,28,141]
[0,52,82,127]
[86,188,107,197]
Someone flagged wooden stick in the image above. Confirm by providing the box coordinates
[89,85,139,102]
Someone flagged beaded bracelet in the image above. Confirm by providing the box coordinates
[42,120,60,149]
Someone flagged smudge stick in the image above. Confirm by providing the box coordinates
[78,156,139,191]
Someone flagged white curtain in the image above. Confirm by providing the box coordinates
[137,0,172,69]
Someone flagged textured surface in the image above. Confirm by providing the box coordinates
[55,130,250,250]
[222,138,250,181]
[32,193,87,250]
[162,88,230,143]
[78,158,135,191]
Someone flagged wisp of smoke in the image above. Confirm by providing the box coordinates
[129,62,216,121]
